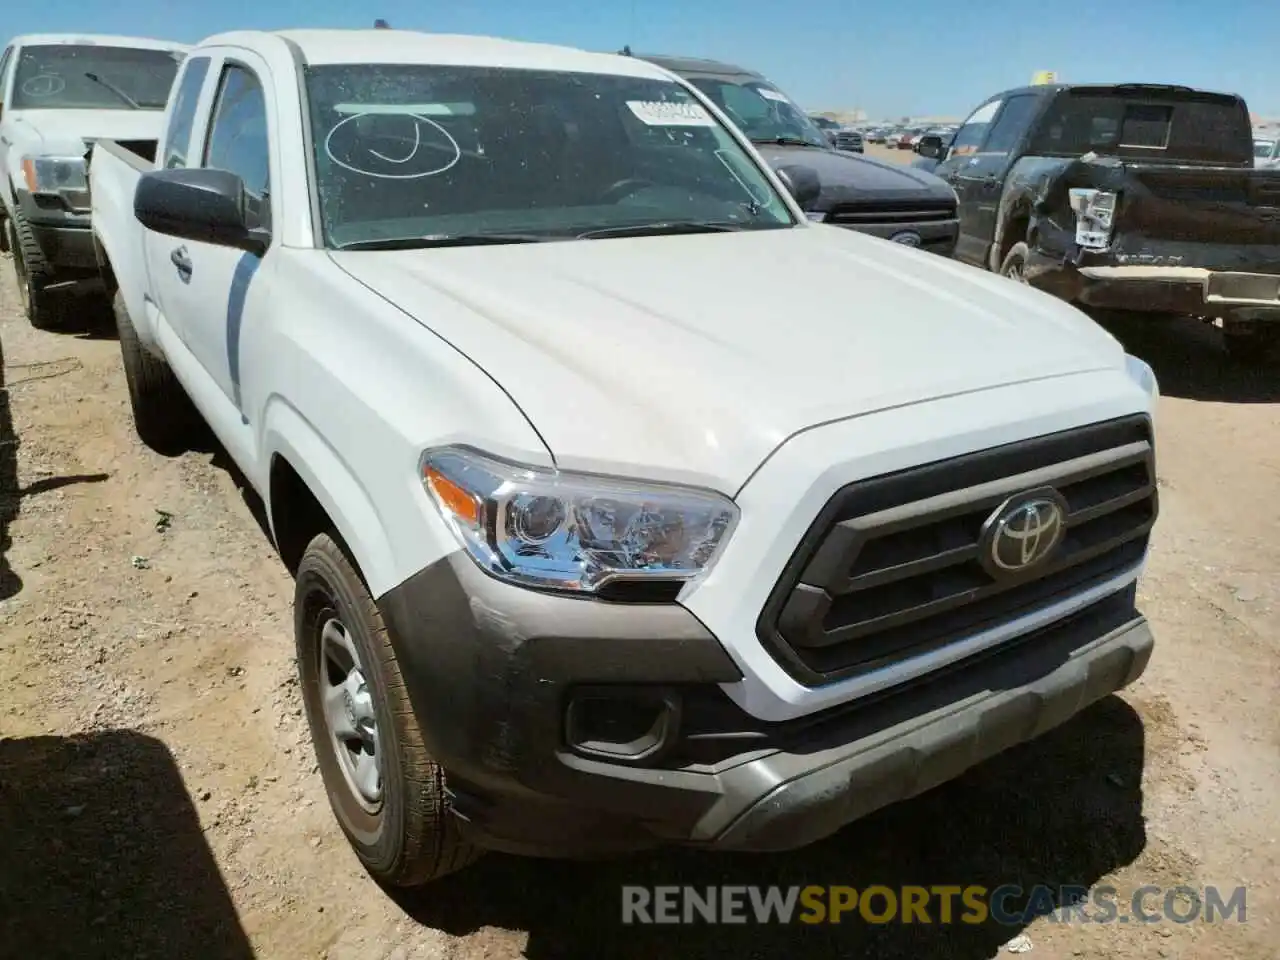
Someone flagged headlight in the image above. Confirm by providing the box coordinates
[22,155,88,193]
[1068,188,1116,250]
[805,210,828,222]
[420,447,739,594]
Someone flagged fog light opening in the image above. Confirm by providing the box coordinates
[565,688,681,764]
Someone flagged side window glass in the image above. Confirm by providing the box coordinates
[203,64,271,231]
[949,100,1002,157]
[983,95,1040,156]
[161,56,211,169]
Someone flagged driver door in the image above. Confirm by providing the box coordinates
[932,98,1002,265]
[143,54,278,468]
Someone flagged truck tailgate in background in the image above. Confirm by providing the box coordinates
[1109,164,1280,248]
[1032,85,1280,266]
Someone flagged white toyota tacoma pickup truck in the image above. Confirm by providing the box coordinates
[89,29,1161,886]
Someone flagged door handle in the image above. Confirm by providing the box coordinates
[170,246,193,281]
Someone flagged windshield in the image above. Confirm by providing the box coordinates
[1255,139,1276,159]
[304,64,796,248]
[11,44,183,110]
[683,77,828,147]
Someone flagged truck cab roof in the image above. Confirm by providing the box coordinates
[7,33,188,51]
[627,54,761,81]
[197,28,669,77]
[983,82,1243,105]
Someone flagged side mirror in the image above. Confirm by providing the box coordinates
[915,134,945,160]
[775,163,821,208]
[134,167,268,255]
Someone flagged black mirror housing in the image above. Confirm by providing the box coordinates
[134,168,268,255]
[915,134,945,160]
[775,163,822,208]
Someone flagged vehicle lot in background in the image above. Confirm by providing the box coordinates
[914,82,1280,363]
[1,263,1276,960]
[1256,131,1280,168]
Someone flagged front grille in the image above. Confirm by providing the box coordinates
[755,416,1157,686]
[828,198,956,226]
[834,133,863,150]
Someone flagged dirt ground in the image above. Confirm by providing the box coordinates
[1,192,1277,958]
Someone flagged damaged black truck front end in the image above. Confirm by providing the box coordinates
[923,83,1280,361]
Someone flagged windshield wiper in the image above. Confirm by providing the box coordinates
[752,136,822,148]
[577,221,746,240]
[337,233,554,251]
[83,72,140,109]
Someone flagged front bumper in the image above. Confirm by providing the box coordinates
[13,190,97,272]
[377,553,1152,858]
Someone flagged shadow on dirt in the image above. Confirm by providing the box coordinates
[0,331,111,601]
[33,281,118,340]
[1094,312,1280,404]
[67,286,119,340]
[398,695,1147,960]
[0,730,255,960]
[0,330,18,600]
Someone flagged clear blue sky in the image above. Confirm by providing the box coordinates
[8,0,1278,120]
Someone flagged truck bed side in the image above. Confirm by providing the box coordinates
[88,140,155,344]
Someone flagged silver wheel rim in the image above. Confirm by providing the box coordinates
[1004,259,1027,283]
[319,616,383,811]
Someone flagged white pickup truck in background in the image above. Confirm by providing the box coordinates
[90,28,1161,887]
[0,33,187,328]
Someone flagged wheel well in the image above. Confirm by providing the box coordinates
[269,454,338,576]
[94,235,118,296]
[998,210,1032,268]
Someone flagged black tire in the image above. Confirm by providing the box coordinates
[999,241,1030,283]
[295,533,480,886]
[1223,325,1280,365]
[7,209,60,330]
[0,209,10,254]
[113,290,200,451]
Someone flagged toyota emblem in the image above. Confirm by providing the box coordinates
[980,489,1068,576]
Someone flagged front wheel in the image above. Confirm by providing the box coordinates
[295,533,480,886]
[6,210,60,330]
[999,242,1031,283]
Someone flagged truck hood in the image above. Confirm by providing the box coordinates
[752,143,956,208]
[7,109,166,156]
[330,225,1125,493]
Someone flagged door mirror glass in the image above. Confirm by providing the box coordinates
[915,134,945,159]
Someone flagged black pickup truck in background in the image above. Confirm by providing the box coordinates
[915,83,1280,361]
[634,54,960,255]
